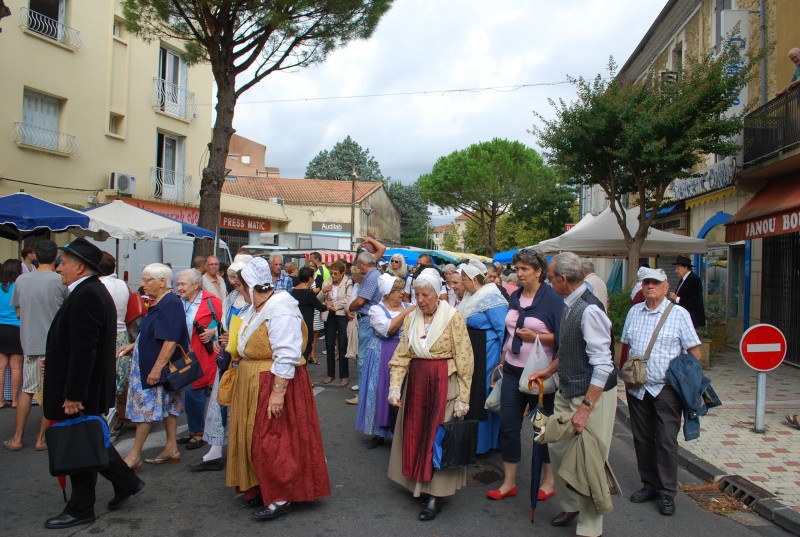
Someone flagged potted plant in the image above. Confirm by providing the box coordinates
[704,294,727,353]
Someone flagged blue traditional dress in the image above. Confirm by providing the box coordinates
[460,283,508,454]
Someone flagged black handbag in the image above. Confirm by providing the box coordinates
[163,344,203,392]
[45,415,111,476]
[432,418,479,470]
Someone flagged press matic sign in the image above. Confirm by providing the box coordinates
[671,158,736,201]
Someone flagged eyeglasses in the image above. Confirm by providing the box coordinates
[141,277,155,284]
[391,259,401,263]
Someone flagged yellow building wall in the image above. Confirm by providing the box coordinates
[0,0,213,259]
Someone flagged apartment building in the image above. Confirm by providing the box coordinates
[0,0,213,259]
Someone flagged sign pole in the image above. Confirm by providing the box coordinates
[739,323,787,435]
[754,371,766,433]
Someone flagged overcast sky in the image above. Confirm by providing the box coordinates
[228,1,667,224]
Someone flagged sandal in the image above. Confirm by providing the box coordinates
[309,357,320,365]
[786,414,800,430]
[177,433,194,445]
[186,434,206,450]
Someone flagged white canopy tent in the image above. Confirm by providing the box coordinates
[83,200,214,240]
[530,205,707,257]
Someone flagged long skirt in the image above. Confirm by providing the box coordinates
[202,368,227,446]
[467,328,501,454]
[355,335,390,437]
[226,357,272,491]
[251,367,331,505]
[374,337,400,433]
[387,361,466,497]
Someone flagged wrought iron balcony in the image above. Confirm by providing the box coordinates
[152,78,198,121]
[14,122,78,155]
[743,86,800,165]
[147,167,197,203]
[19,7,83,50]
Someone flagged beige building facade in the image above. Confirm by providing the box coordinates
[613,0,800,362]
[0,0,214,259]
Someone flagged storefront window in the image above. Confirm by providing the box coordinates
[698,224,727,324]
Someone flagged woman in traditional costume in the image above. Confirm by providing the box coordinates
[226,257,330,521]
[458,259,508,454]
[387,268,474,521]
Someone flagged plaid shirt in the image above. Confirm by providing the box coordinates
[621,297,701,399]
[272,271,294,292]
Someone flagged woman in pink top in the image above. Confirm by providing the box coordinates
[486,249,563,507]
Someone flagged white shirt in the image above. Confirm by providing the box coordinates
[621,297,701,399]
[68,275,91,294]
[563,283,614,388]
[100,274,130,332]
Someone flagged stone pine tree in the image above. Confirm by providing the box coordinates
[534,40,758,281]
[418,138,557,257]
[305,135,385,182]
[122,0,393,255]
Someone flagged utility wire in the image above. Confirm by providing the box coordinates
[195,81,572,106]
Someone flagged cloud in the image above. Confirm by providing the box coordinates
[229,0,666,183]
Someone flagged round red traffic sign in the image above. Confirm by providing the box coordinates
[739,324,787,372]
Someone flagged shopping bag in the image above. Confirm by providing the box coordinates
[432,419,479,469]
[518,336,557,395]
[125,288,146,325]
[484,365,503,414]
[45,415,111,476]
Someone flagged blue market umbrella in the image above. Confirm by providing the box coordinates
[0,192,91,250]
[493,249,519,264]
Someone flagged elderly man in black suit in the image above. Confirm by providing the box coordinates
[668,255,706,328]
[43,238,144,530]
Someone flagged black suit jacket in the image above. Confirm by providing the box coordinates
[43,275,117,421]
[676,271,706,328]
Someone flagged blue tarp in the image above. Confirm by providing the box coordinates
[160,214,215,239]
[0,192,90,241]
[493,249,519,264]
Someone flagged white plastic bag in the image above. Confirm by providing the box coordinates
[518,336,558,395]
[484,365,503,414]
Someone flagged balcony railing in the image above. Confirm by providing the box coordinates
[152,78,198,121]
[743,86,800,165]
[19,7,83,50]
[147,167,196,203]
[14,122,78,155]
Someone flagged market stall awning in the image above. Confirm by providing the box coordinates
[84,200,215,240]
[725,176,800,242]
[0,192,92,241]
[307,250,354,264]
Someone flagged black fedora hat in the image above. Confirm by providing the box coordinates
[59,238,103,273]
[674,255,693,268]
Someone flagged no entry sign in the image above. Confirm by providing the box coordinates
[740,324,787,372]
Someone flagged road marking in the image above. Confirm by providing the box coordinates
[746,343,782,353]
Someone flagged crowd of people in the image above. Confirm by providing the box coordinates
[0,233,716,536]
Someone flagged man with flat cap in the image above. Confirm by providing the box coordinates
[668,255,705,328]
[43,238,144,529]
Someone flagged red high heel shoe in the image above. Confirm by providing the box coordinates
[486,486,517,500]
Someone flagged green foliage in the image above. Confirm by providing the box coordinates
[305,135,385,182]
[418,138,558,256]
[607,288,632,336]
[386,180,430,245]
[512,184,578,240]
[441,226,459,251]
[462,219,486,256]
[534,40,761,279]
[493,214,547,251]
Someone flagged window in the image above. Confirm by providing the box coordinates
[154,132,186,201]
[108,113,124,136]
[158,46,188,117]
[241,155,251,165]
[21,89,60,151]
[24,0,82,49]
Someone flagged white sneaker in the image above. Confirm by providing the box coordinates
[351,384,359,391]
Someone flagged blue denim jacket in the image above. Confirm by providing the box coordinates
[667,353,722,441]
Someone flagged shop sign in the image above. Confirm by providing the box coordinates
[312,221,352,234]
[671,158,736,201]
[220,215,270,232]
[726,208,800,242]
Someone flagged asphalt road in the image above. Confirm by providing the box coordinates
[0,364,793,537]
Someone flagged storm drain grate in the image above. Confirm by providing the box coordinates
[717,475,775,508]
[466,462,503,487]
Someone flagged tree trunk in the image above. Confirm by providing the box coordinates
[486,211,497,257]
[626,232,646,285]
[194,73,237,258]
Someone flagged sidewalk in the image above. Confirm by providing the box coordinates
[616,348,800,531]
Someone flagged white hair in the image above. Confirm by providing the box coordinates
[142,263,173,287]
[177,268,202,286]
[357,250,376,266]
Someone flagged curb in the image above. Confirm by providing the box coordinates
[615,396,800,536]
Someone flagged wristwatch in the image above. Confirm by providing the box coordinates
[581,399,595,410]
